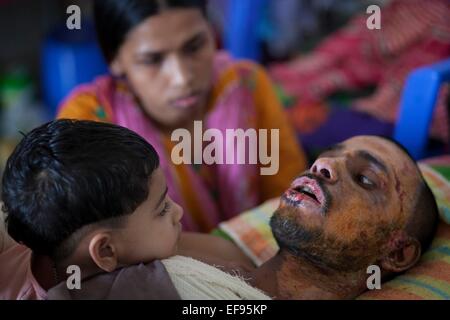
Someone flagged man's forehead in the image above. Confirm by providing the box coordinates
[324,136,416,172]
[342,136,392,153]
[338,136,406,159]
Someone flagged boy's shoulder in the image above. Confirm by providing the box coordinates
[47,260,180,300]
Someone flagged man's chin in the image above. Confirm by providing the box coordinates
[279,196,326,221]
[270,206,323,252]
[270,208,384,272]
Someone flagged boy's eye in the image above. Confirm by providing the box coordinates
[159,201,170,216]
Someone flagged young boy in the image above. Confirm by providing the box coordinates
[1,120,268,300]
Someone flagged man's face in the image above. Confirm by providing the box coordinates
[271,136,421,271]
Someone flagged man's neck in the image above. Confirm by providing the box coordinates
[249,250,368,300]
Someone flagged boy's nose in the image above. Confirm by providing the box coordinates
[310,158,339,183]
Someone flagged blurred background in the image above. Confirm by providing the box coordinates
[0,0,448,184]
[0,0,97,181]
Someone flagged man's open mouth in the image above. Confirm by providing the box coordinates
[282,176,326,210]
[293,185,320,202]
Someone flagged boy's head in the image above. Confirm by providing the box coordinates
[2,120,183,272]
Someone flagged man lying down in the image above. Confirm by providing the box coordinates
[0,120,438,300]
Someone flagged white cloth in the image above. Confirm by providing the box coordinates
[162,255,272,300]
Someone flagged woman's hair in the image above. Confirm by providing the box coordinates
[1,120,160,260]
[94,0,208,63]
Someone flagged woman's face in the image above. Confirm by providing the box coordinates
[111,8,216,130]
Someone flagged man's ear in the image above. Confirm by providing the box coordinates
[381,236,421,273]
[88,232,118,272]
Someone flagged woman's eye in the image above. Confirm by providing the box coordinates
[184,38,205,54]
[159,201,170,216]
[140,54,163,66]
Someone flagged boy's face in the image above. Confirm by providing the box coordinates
[115,168,184,264]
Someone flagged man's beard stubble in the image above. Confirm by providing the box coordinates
[270,205,394,273]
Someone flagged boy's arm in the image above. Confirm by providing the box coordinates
[177,232,255,272]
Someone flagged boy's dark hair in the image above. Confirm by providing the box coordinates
[1,119,159,261]
[94,0,208,63]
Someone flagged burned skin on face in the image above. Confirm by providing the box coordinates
[272,207,397,273]
[275,181,397,272]
[326,137,419,237]
[322,177,391,243]
[267,136,424,299]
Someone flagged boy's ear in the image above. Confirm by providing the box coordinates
[88,232,118,272]
[381,236,421,273]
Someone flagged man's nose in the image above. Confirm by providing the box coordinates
[310,158,339,183]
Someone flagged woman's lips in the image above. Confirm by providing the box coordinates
[171,93,201,109]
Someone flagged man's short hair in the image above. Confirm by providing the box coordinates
[2,120,160,261]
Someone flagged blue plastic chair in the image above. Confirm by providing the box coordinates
[41,21,108,117]
[393,58,450,160]
[224,0,267,61]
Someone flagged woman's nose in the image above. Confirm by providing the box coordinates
[168,56,193,88]
[311,158,338,183]
[173,203,184,223]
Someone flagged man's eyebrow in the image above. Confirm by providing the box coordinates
[155,187,168,209]
[356,150,388,173]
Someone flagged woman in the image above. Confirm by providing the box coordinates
[58,0,307,232]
